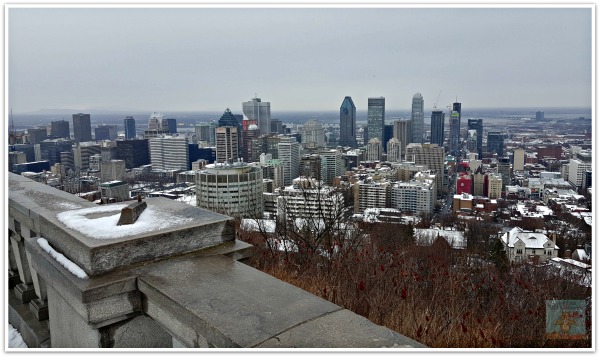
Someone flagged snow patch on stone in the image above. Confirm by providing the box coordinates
[56,204,194,239]
[8,323,28,348]
[37,238,88,279]
[55,201,83,210]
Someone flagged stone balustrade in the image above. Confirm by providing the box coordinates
[8,172,425,349]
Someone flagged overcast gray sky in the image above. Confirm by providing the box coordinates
[8,6,592,113]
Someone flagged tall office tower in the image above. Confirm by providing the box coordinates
[115,139,150,169]
[452,101,462,126]
[242,123,260,163]
[449,111,460,157]
[367,97,385,143]
[383,124,394,153]
[567,151,592,187]
[366,138,383,161]
[148,136,189,171]
[497,157,512,189]
[513,148,525,172]
[467,118,483,158]
[51,120,70,139]
[466,130,478,153]
[430,110,445,147]
[270,119,284,134]
[95,125,118,141]
[487,131,504,156]
[319,149,344,186]
[536,111,544,121]
[124,116,136,139]
[148,112,164,130]
[487,173,503,199]
[215,126,239,163]
[218,108,243,156]
[393,119,412,158]
[278,136,302,186]
[261,158,285,189]
[387,138,402,162]
[411,93,424,144]
[242,97,271,135]
[301,154,322,181]
[300,119,325,149]
[72,113,92,142]
[161,118,177,134]
[28,127,48,145]
[196,163,264,218]
[405,143,444,196]
[339,96,357,148]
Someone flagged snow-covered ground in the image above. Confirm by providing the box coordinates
[8,324,28,348]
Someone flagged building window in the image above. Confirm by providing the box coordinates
[516,249,523,254]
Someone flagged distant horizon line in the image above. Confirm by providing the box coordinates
[10,106,592,115]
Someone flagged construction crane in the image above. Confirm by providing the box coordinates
[433,90,442,109]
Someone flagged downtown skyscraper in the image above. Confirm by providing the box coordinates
[411,93,424,144]
[467,118,483,158]
[367,97,385,144]
[339,96,357,148]
[72,113,92,142]
[242,97,271,135]
[124,116,136,139]
[430,110,445,147]
[449,101,462,157]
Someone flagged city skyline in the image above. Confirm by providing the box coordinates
[7,5,592,113]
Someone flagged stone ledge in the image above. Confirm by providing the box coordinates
[255,308,425,348]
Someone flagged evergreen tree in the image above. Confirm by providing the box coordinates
[489,238,509,273]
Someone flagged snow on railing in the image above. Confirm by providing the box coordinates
[37,238,88,279]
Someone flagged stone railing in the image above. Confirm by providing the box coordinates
[8,172,425,348]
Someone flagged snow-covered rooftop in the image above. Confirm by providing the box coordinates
[501,227,557,249]
[414,228,466,249]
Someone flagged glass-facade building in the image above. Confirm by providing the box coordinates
[467,118,483,158]
[367,97,385,144]
[72,113,92,142]
[430,110,445,147]
[411,93,424,144]
[124,116,136,139]
[339,96,357,148]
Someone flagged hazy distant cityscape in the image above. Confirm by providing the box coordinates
[7,5,592,350]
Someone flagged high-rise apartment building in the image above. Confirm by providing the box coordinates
[72,113,92,142]
[148,136,189,171]
[73,142,101,170]
[411,93,424,144]
[51,120,70,139]
[339,96,357,148]
[301,120,326,149]
[278,136,302,186]
[467,118,483,158]
[218,108,243,157]
[242,97,271,135]
[124,116,136,140]
[391,180,435,214]
[367,97,385,144]
[242,122,261,163]
[353,180,390,213]
[366,138,383,161]
[430,110,445,147]
[513,148,525,172]
[405,143,445,196]
[387,138,402,162]
[195,123,212,146]
[393,119,412,158]
[319,149,343,186]
[215,126,239,163]
[300,154,322,181]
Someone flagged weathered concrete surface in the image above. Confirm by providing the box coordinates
[256,308,426,348]
[10,173,236,276]
[138,254,343,347]
[99,315,172,348]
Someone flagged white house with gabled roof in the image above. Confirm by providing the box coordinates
[500,227,559,263]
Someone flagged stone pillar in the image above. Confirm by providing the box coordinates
[8,231,21,288]
[10,223,37,304]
